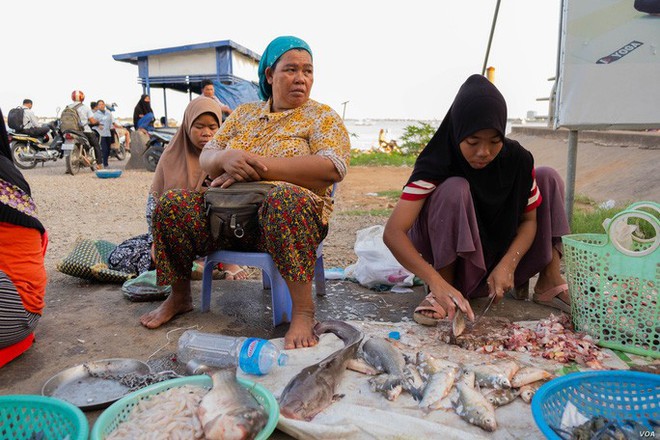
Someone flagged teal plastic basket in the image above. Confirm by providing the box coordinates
[562,201,660,358]
[0,395,89,440]
[95,169,122,179]
[91,375,279,440]
[532,371,659,440]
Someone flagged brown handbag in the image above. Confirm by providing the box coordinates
[204,182,276,240]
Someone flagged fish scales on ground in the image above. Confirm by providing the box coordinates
[361,337,424,401]
[279,320,364,421]
[197,368,268,440]
[436,316,513,352]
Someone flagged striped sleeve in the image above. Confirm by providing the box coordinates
[525,168,542,212]
[401,180,438,201]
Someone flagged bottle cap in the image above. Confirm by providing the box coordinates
[185,359,211,375]
[277,353,289,366]
[388,331,401,340]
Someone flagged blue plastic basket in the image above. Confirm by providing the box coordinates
[0,394,89,440]
[532,371,659,439]
[90,375,279,440]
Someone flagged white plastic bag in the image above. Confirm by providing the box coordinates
[602,217,638,251]
[344,225,414,289]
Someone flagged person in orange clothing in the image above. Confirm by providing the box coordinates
[0,107,47,357]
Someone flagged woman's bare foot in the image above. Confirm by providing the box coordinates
[284,312,318,349]
[223,263,248,281]
[140,284,193,329]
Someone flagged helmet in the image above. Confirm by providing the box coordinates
[71,90,85,102]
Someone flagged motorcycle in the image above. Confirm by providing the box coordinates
[109,123,132,161]
[143,129,173,172]
[8,119,64,169]
[62,130,97,175]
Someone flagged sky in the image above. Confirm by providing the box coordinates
[1,0,562,122]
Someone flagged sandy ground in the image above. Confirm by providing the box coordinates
[0,131,657,434]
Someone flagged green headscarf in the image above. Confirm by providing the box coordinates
[258,36,313,101]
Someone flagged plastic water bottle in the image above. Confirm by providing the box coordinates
[176,330,288,376]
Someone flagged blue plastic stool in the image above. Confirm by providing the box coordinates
[201,184,335,326]
[200,243,327,326]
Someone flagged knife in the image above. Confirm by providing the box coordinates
[474,293,496,324]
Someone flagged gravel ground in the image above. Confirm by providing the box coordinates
[23,131,659,284]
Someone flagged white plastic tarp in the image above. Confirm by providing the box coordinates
[237,321,629,440]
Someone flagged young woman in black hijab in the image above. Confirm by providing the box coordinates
[384,75,571,326]
[133,94,154,129]
[0,108,48,359]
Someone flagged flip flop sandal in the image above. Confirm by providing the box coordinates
[191,262,226,280]
[224,266,249,281]
[413,292,447,326]
[508,280,530,300]
[532,283,572,314]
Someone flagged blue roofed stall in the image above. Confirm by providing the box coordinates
[112,40,261,123]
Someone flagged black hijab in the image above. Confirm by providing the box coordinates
[133,94,154,127]
[0,108,45,233]
[408,74,534,262]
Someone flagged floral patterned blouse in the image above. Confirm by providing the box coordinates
[204,98,350,223]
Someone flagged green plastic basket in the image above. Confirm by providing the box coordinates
[90,375,279,440]
[562,201,660,358]
[0,395,89,440]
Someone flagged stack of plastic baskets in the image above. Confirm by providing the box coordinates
[562,201,659,358]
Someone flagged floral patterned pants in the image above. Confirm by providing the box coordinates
[153,184,328,286]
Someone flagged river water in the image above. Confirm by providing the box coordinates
[344,119,526,151]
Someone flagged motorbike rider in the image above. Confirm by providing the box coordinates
[18,99,51,139]
[67,90,102,169]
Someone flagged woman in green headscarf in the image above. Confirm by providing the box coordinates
[258,36,312,101]
[141,36,350,351]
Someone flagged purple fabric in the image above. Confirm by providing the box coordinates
[408,166,570,299]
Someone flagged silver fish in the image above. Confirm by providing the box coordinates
[420,366,460,410]
[454,382,498,432]
[510,366,553,388]
[197,368,268,440]
[468,360,519,389]
[483,388,520,407]
[415,351,461,378]
[459,369,476,388]
[519,378,549,403]
[452,307,466,337]
[279,320,363,421]
[362,337,423,401]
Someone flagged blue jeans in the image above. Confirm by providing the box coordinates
[100,136,112,167]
